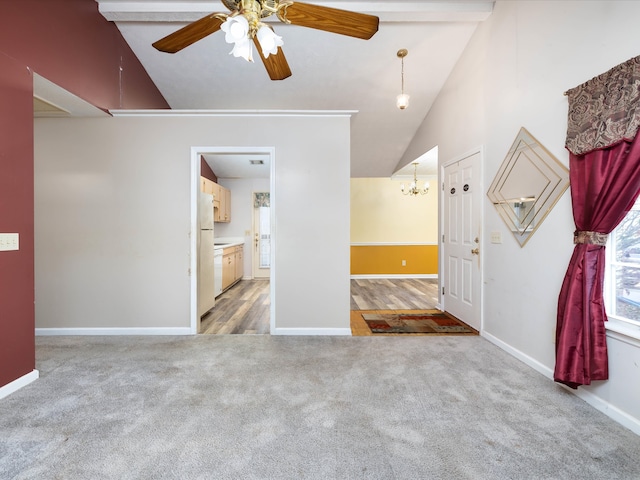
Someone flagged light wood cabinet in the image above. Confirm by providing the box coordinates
[201,177,231,223]
[213,183,231,223]
[200,176,214,195]
[218,186,231,223]
[221,244,244,292]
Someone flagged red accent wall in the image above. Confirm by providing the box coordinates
[201,156,217,182]
[0,0,169,110]
[0,52,35,388]
[0,1,168,391]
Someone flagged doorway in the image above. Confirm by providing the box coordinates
[191,146,275,335]
[252,192,271,279]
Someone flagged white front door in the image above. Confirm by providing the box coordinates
[442,151,482,331]
[252,192,271,279]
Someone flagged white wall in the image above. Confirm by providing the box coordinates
[34,113,351,334]
[401,0,640,432]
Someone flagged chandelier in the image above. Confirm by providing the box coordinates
[219,0,287,62]
[396,49,410,110]
[401,163,429,196]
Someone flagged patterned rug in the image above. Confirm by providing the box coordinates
[362,312,477,335]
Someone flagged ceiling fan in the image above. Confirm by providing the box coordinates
[152,0,379,81]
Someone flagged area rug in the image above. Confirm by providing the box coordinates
[362,312,477,335]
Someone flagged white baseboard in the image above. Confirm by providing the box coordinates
[568,383,640,436]
[0,370,39,400]
[482,331,554,378]
[271,328,352,336]
[35,327,193,336]
[350,274,438,279]
[482,331,640,436]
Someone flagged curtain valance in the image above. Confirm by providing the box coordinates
[565,55,640,156]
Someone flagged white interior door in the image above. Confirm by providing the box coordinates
[252,192,271,279]
[442,151,482,331]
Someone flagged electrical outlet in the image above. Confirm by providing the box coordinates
[0,233,19,251]
[401,260,406,266]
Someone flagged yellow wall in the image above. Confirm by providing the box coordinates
[351,245,438,275]
[351,178,438,275]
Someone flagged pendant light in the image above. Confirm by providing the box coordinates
[396,49,410,110]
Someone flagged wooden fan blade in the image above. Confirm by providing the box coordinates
[253,37,292,81]
[281,2,379,40]
[153,13,225,53]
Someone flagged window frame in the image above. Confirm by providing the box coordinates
[604,199,640,342]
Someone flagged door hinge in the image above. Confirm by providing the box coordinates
[442,234,445,243]
[442,182,445,191]
[442,287,445,295]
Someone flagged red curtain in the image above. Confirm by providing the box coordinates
[555,135,640,388]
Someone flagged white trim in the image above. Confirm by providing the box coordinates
[482,331,554,378]
[440,146,485,333]
[271,328,352,336]
[350,242,439,246]
[35,327,192,336]
[605,321,640,347]
[191,146,277,335]
[190,147,200,334]
[566,384,640,437]
[111,110,357,118]
[0,370,39,400]
[98,1,494,23]
[483,331,640,437]
[350,274,437,279]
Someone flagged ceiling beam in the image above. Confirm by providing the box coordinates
[97,1,494,23]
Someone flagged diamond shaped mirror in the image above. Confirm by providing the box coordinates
[487,127,569,247]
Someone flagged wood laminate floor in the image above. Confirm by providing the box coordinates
[350,278,439,310]
[200,278,438,335]
[200,278,439,335]
[200,280,270,335]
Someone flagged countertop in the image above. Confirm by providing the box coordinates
[214,239,244,251]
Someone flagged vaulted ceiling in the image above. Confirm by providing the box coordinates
[94,0,493,178]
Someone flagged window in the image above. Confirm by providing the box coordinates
[605,196,640,328]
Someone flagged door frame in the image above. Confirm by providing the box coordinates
[189,146,276,335]
[439,146,484,333]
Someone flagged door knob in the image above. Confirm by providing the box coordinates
[471,248,480,255]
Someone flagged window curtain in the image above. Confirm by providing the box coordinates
[555,56,640,389]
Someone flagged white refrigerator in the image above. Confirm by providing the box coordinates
[198,191,216,318]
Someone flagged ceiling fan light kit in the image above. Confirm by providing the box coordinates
[152,0,379,80]
[256,25,284,57]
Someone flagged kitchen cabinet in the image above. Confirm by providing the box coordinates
[221,244,243,292]
[200,176,214,195]
[217,186,231,223]
[201,177,231,223]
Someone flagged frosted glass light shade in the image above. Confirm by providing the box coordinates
[221,16,249,44]
[230,38,253,62]
[256,25,283,58]
[396,93,410,110]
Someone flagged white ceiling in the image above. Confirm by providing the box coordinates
[85,1,493,179]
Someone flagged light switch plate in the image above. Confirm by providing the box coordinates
[0,233,19,251]
[490,231,502,244]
